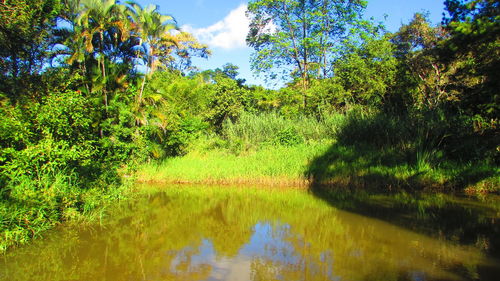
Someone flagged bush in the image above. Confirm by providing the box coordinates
[336,107,498,166]
[273,128,303,146]
[220,112,345,151]
[165,117,208,156]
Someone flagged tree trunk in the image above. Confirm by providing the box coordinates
[302,9,308,108]
[100,31,108,111]
[138,70,147,104]
[138,46,154,105]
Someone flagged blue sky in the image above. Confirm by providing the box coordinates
[133,0,446,86]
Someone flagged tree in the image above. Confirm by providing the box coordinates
[0,0,62,100]
[246,0,367,94]
[221,63,240,80]
[204,75,249,131]
[200,63,246,86]
[76,0,123,79]
[441,0,499,121]
[391,13,452,110]
[126,2,176,103]
[126,2,210,104]
[334,35,398,108]
[74,0,130,108]
[164,31,211,73]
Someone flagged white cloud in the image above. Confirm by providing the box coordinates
[182,4,249,50]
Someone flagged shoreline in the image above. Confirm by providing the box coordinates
[135,166,498,195]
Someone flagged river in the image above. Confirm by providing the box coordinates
[1,184,499,281]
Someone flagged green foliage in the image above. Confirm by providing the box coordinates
[221,63,240,80]
[275,87,304,117]
[0,170,129,252]
[306,109,499,191]
[391,13,454,112]
[0,0,211,252]
[137,143,328,185]
[1,0,499,254]
[204,75,249,131]
[247,0,367,86]
[337,108,498,166]
[0,95,30,149]
[164,117,208,156]
[0,0,62,102]
[139,71,211,156]
[36,91,94,142]
[0,0,62,77]
[389,7,499,121]
[1,80,129,252]
[441,0,500,120]
[305,78,348,114]
[220,112,343,150]
[273,128,303,146]
[145,71,209,118]
[146,108,499,194]
[334,37,398,107]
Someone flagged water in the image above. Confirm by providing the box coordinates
[1,185,499,281]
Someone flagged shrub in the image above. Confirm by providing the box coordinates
[273,128,303,146]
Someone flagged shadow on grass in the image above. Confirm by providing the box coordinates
[304,111,500,264]
[308,110,498,189]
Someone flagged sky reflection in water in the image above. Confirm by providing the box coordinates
[1,185,498,281]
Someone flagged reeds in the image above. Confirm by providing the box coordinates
[138,110,499,194]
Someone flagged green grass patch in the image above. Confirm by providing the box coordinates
[138,140,499,193]
[137,142,331,186]
[137,111,499,193]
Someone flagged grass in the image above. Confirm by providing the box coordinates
[138,110,499,194]
[138,140,499,193]
[137,142,330,186]
[222,111,343,146]
[0,173,135,253]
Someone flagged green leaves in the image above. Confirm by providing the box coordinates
[334,36,398,107]
[0,0,62,99]
[247,0,367,86]
[36,91,94,142]
[273,127,304,146]
[205,76,248,131]
[441,0,500,120]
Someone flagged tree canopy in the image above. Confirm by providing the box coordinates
[246,0,368,89]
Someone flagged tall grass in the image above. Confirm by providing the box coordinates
[0,172,132,252]
[139,109,499,193]
[137,143,330,186]
[221,111,345,147]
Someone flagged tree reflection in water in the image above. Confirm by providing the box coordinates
[1,185,498,281]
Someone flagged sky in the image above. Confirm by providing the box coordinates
[133,0,447,86]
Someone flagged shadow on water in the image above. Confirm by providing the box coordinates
[304,112,500,279]
[1,184,499,281]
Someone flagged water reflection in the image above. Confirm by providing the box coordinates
[1,185,498,281]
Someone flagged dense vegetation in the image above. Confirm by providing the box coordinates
[0,0,498,251]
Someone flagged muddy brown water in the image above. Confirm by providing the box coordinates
[1,185,499,281]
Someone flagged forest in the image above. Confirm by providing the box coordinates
[0,0,498,252]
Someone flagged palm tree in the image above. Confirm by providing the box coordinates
[126,1,179,104]
[75,0,126,109]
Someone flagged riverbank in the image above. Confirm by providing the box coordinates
[136,141,499,194]
[0,177,136,253]
[136,143,325,187]
[3,110,498,253]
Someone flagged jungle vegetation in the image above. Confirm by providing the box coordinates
[0,0,498,251]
